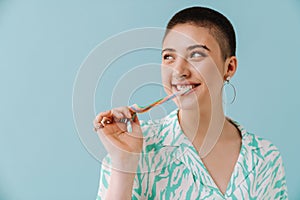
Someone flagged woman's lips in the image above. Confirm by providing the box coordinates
[172,83,201,92]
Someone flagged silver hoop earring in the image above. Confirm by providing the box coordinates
[222,76,236,104]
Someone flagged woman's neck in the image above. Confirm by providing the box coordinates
[178,100,227,157]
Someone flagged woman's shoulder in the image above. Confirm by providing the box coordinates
[245,131,282,158]
[230,118,283,161]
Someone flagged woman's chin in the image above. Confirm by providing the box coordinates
[175,96,200,111]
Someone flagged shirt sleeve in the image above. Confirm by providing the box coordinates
[271,152,288,199]
[259,146,288,199]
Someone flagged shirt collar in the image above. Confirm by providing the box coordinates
[159,109,263,151]
[158,109,264,194]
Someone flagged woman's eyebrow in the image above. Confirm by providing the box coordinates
[161,44,210,55]
[187,44,210,51]
[161,48,176,55]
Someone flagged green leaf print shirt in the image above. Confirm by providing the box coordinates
[97,110,288,199]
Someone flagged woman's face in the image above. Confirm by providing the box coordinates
[161,23,227,110]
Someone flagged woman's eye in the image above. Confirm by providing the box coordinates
[163,54,174,60]
[190,51,205,58]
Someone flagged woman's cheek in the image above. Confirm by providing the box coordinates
[161,67,172,94]
[194,60,223,97]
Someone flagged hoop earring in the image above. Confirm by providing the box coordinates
[222,76,236,104]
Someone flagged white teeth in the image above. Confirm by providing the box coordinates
[176,85,193,91]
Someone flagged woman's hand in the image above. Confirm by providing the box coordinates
[93,107,143,172]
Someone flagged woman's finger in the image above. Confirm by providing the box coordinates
[113,107,133,119]
[101,117,113,126]
[96,110,112,122]
[111,109,125,119]
[94,107,134,131]
[130,114,142,137]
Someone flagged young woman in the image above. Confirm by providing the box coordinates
[93,6,288,199]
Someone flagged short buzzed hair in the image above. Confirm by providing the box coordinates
[164,6,236,60]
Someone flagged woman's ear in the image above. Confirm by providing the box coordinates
[224,56,238,80]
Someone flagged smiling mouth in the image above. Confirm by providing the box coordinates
[172,83,201,92]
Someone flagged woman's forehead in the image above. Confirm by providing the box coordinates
[162,24,219,50]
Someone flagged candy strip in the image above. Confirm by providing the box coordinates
[129,87,192,113]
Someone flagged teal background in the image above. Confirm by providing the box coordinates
[1,0,299,199]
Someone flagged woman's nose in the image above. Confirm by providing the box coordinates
[173,57,191,80]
